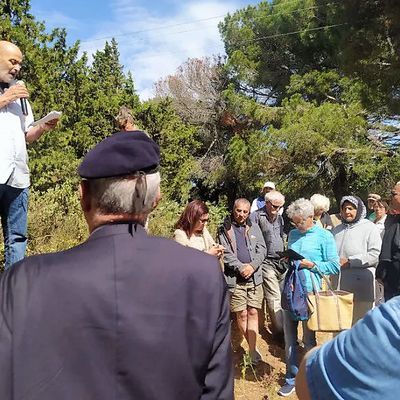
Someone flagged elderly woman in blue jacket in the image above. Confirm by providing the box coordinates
[278,198,340,397]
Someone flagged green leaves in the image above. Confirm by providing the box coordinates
[138,99,200,202]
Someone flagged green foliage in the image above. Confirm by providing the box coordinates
[220,0,400,113]
[266,96,391,202]
[287,70,366,106]
[1,0,400,268]
[223,84,281,126]
[138,99,200,202]
[207,129,273,204]
[220,0,340,104]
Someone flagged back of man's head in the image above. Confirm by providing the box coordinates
[86,172,160,216]
[78,130,160,228]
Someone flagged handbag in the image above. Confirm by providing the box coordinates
[307,267,354,332]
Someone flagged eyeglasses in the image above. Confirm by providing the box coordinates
[199,218,209,223]
[290,220,306,227]
[290,216,312,227]
[268,201,283,210]
[391,191,400,197]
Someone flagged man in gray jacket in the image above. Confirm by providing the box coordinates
[218,198,266,364]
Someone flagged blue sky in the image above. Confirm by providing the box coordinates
[30,0,261,99]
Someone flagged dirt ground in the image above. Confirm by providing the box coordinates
[233,314,333,400]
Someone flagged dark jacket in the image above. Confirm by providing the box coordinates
[0,223,233,400]
[217,216,266,289]
[376,214,400,293]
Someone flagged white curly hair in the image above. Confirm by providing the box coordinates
[286,198,314,220]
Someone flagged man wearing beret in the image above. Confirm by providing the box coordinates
[0,131,233,400]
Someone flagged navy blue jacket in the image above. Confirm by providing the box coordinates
[0,223,233,400]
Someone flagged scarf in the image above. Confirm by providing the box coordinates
[340,195,366,226]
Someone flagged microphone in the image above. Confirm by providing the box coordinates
[16,80,28,116]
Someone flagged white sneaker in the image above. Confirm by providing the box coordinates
[278,383,295,397]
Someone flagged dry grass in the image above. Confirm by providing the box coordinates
[233,317,334,400]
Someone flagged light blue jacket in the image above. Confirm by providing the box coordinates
[288,225,340,293]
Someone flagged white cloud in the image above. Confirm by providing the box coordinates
[78,0,245,100]
[35,10,82,32]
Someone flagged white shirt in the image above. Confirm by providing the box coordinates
[0,88,34,188]
[375,215,387,239]
[250,198,260,213]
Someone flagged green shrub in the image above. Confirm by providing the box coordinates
[27,183,88,256]
[1,189,228,270]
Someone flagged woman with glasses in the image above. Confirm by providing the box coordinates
[278,198,340,397]
[332,196,382,323]
[173,200,224,257]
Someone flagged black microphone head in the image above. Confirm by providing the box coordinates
[20,98,28,116]
[16,81,29,116]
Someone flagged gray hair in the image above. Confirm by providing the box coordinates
[310,194,330,213]
[286,198,314,220]
[265,190,285,204]
[234,198,250,209]
[88,172,160,215]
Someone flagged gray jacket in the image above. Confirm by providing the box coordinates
[217,217,266,289]
[250,208,285,258]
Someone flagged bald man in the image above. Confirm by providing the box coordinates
[0,40,59,269]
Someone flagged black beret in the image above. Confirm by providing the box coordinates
[78,130,160,179]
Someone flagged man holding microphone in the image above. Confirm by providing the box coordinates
[0,40,59,269]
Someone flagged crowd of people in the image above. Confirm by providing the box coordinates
[2,39,400,400]
[172,181,400,398]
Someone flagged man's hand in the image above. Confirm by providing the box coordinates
[5,84,29,100]
[25,118,59,143]
[40,118,59,131]
[240,264,255,279]
[1,85,29,107]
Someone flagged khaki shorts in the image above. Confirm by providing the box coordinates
[230,281,263,313]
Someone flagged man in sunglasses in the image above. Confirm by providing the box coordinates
[376,181,400,300]
[251,190,286,342]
